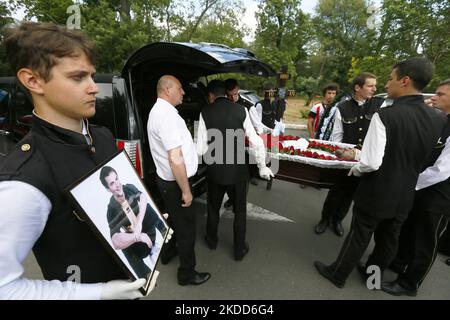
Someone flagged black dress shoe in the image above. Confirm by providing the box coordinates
[178,272,211,286]
[314,219,329,235]
[204,235,217,250]
[331,221,344,237]
[234,242,249,261]
[381,281,417,297]
[314,261,345,288]
[250,177,258,186]
[446,258,450,266]
[160,246,178,265]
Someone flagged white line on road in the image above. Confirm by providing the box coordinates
[194,198,294,223]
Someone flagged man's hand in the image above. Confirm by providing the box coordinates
[181,191,193,207]
[133,223,143,240]
[348,165,362,177]
[100,271,159,300]
[259,166,275,180]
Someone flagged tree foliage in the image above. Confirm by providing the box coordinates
[0,2,13,76]
[2,0,450,95]
[350,0,450,91]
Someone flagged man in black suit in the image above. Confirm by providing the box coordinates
[314,57,446,289]
[314,73,384,237]
[197,80,273,260]
[382,79,450,296]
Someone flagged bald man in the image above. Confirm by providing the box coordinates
[147,75,210,286]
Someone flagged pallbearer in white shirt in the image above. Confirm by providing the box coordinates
[382,79,450,297]
[147,75,210,286]
[314,74,384,237]
[0,22,159,300]
[197,80,274,261]
[314,57,446,289]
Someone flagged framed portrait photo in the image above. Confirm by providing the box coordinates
[66,150,169,295]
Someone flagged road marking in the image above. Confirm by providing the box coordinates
[194,198,294,223]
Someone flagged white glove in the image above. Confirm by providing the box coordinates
[100,271,159,300]
[348,165,362,177]
[259,166,274,180]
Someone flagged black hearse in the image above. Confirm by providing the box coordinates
[0,42,275,202]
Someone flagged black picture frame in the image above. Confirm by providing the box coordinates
[66,149,169,295]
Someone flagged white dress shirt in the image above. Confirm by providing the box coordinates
[0,181,103,300]
[331,99,389,143]
[0,118,103,300]
[349,112,387,176]
[197,107,267,169]
[416,135,450,190]
[249,103,273,135]
[349,108,448,187]
[330,99,365,143]
[147,98,198,181]
[0,120,105,300]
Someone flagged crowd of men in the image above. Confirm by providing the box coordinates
[0,21,448,300]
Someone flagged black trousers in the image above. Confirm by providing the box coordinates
[206,178,248,252]
[328,205,406,282]
[156,177,196,281]
[123,244,151,279]
[321,179,359,222]
[396,205,449,290]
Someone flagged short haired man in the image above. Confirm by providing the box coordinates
[0,22,157,299]
[224,78,266,188]
[314,57,446,289]
[100,166,167,279]
[314,73,384,237]
[307,83,339,139]
[147,75,210,286]
[383,79,450,296]
[197,80,274,261]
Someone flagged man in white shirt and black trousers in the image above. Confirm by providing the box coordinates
[314,57,446,289]
[197,80,274,261]
[147,75,210,286]
[314,73,384,237]
[382,79,450,296]
[0,22,159,300]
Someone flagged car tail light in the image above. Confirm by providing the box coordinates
[116,139,144,178]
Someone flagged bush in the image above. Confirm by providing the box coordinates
[300,110,310,119]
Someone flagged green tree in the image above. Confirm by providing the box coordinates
[350,0,450,92]
[252,0,312,93]
[0,2,13,76]
[312,0,375,91]
[183,18,249,48]
[10,0,164,73]
[82,0,162,73]
[16,0,74,24]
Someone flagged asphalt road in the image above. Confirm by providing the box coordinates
[23,178,450,300]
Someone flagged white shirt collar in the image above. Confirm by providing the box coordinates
[157,98,179,113]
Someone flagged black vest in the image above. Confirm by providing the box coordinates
[415,114,450,214]
[0,115,124,283]
[260,99,276,129]
[201,97,249,185]
[338,97,385,145]
[353,95,446,218]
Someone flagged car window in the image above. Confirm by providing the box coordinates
[91,83,116,136]
[0,85,9,125]
[14,89,34,127]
